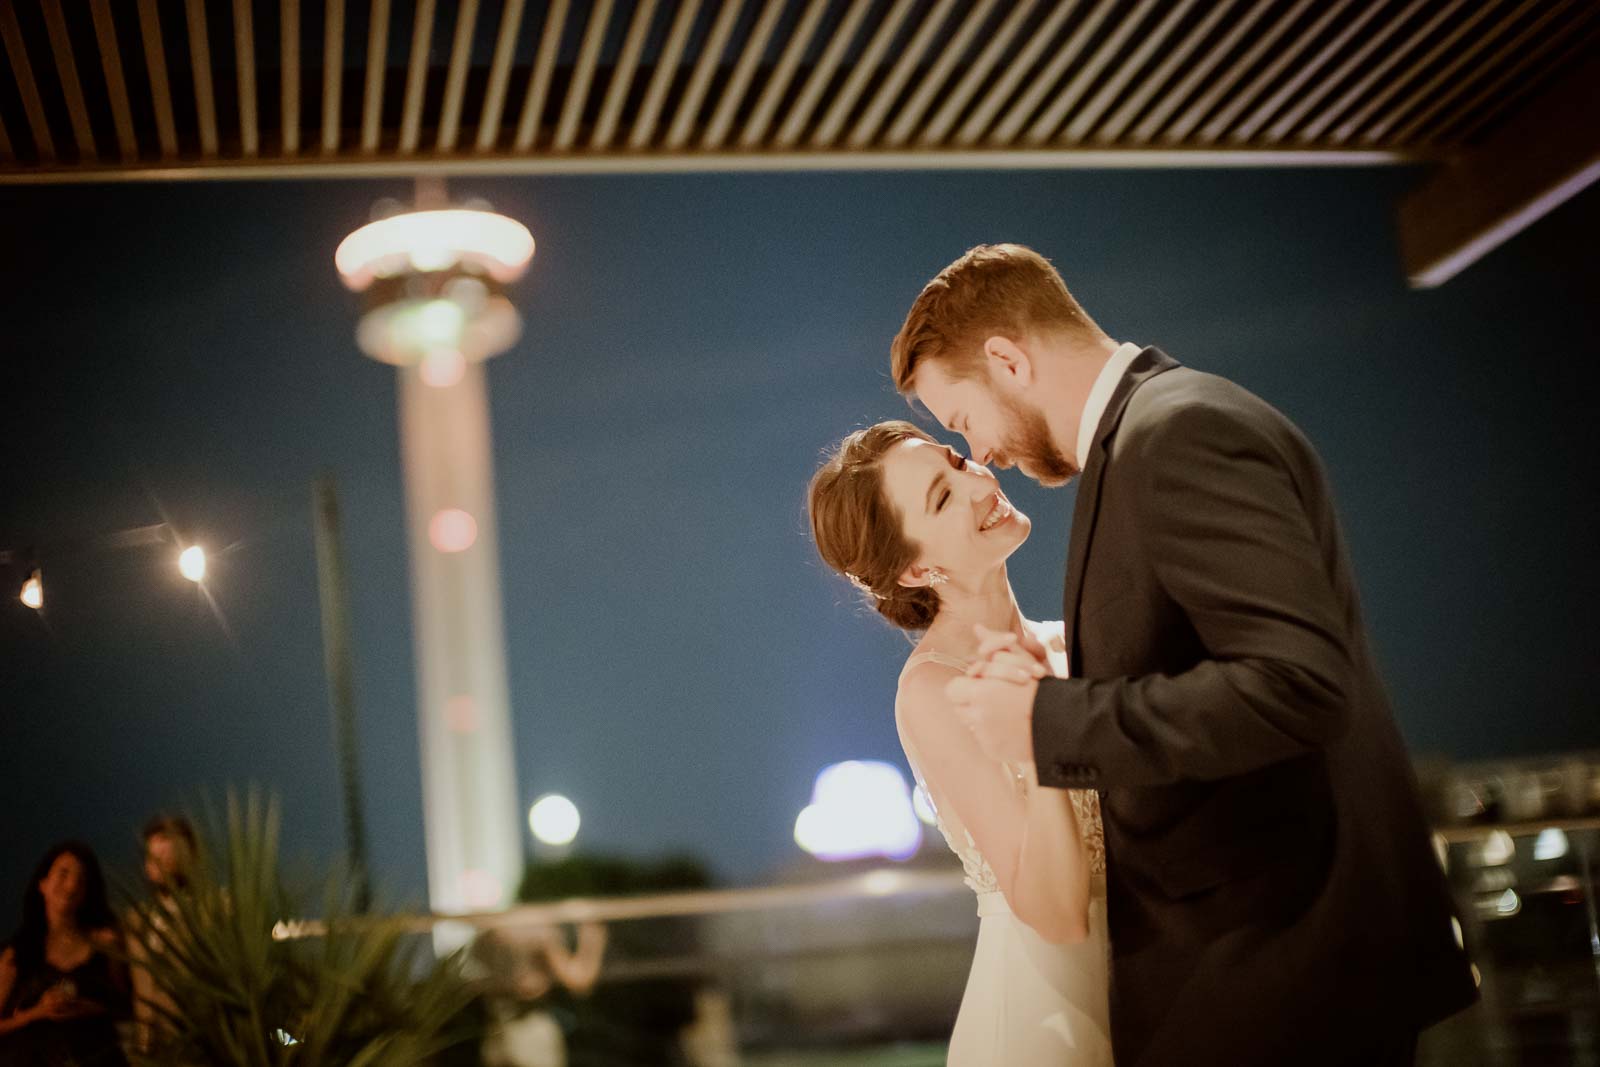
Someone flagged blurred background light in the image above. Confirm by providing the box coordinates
[529,794,581,847]
[428,509,478,554]
[1477,830,1515,866]
[793,760,921,862]
[1533,827,1569,861]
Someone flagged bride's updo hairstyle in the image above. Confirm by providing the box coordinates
[809,420,941,632]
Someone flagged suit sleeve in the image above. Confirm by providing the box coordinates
[1033,402,1355,789]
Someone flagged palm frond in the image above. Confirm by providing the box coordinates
[126,790,478,1066]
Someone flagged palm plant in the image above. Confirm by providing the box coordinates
[126,791,478,1066]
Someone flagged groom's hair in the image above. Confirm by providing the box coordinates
[891,243,1100,394]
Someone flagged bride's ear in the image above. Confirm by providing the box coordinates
[898,562,935,589]
[983,335,1034,387]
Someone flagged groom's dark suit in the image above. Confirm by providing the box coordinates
[1033,348,1476,1065]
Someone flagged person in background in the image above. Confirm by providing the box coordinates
[127,814,196,1053]
[0,841,130,1066]
[139,816,195,899]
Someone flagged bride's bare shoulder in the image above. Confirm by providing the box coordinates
[895,654,962,720]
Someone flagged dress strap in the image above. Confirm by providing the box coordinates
[900,650,971,676]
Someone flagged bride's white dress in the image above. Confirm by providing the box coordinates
[897,627,1113,1066]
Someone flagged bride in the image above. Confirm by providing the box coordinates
[808,420,1112,1065]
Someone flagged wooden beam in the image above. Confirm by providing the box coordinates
[774,0,868,147]
[281,0,301,154]
[233,0,259,156]
[1357,0,1525,145]
[554,0,614,151]
[1267,0,1419,142]
[1204,0,1357,143]
[920,0,1036,145]
[1029,0,1160,145]
[1236,0,1393,143]
[812,0,915,148]
[991,0,1113,146]
[666,0,741,150]
[954,0,1075,145]
[1397,49,1600,287]
[593,0,658,149]
[475,0,525,151]
[1388,0,1568,146]
[90,0,139,161]
[399,0,435,154]
[135,0,177,158]
[0,144,1410,186]
[361,0,391,153]
[323,0,347,153]
[630,0,701,149]
[185,0,219,157]
[1096,0,1234,143]
[884,0,997,147]
[513,0,570,151]
[700,0,783,149]
[1132,0,1272,142]
[1066,0,1195,143]
[1442,13,1599,145]
[1165,0,1315,144]
[1318,0,1478,143]
[740,0,827,148]
[436,0,478,151]
[41,0,98,160]
[1,1,57,162]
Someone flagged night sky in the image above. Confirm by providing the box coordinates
[2,166,1597,907]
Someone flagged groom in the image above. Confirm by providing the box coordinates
[896,245,1476,1066]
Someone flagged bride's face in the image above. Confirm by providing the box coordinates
[879,438,1030,589]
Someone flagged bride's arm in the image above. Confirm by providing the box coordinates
[899,663,1092,944]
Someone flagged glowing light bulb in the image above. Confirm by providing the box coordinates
[178,546,207,582]
[428,509,478,553]
[19,570,42,610]
[528,794,580,846]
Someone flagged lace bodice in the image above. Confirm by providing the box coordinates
[897,624,1106,900]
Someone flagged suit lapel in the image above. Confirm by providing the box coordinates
[1062,347,1180,669]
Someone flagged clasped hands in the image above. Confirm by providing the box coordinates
[945,624,1052,766]
[26,985,101,1023]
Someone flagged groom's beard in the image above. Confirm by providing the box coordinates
[998,390,1076,487]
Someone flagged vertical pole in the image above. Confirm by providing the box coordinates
[398,359,523,920]
[313,473,371,913]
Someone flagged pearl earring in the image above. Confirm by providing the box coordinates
[928,569,949,586]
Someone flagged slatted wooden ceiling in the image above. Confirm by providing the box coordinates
[0,0,1597,181]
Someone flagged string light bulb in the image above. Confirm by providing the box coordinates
[20,569,42,610]
[178,546,207,582]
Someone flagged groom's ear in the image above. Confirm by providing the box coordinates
[982,335,1034,387]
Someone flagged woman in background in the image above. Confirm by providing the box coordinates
[0,841,130,1066]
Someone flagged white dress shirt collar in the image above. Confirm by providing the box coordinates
[1075,342,1143,470]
